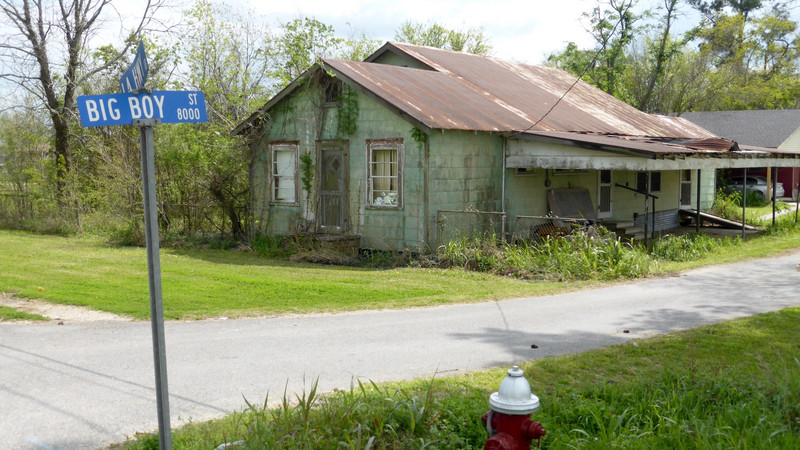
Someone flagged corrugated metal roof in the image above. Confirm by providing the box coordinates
[322,42,717,139]
[233,41,800,165]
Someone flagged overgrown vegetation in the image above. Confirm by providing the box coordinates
[117,307,800,449]
[711,188,796,224]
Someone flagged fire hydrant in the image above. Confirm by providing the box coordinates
[482,365,546,450]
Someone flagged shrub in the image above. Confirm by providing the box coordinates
[432,227,653,281]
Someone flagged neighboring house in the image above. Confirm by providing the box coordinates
[233,42,800,251]
[681,110,800,200]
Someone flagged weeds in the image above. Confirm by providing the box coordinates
[431,228,653,281]
[650,232,739,262]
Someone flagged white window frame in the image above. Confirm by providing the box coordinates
[270,143,298,205]
[367,139,403,209]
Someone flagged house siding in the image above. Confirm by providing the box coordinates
[252,77,432,251]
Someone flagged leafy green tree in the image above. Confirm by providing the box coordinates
[0,0,167,198]
[273,18,344,86]
[394,21,492,55]
[0,107,53,226]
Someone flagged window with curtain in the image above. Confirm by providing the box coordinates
[270,143,297,203]
[367,140,402,207]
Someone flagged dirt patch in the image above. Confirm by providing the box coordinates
[0,293,131,323]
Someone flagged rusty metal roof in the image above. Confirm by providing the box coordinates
[321,42,718,139]
[233,42,800,163]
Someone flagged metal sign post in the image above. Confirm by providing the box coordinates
[137,118,172,449]
[76,42,206,450]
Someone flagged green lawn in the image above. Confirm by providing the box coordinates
[2,225,799,320]
[0,230,582,319]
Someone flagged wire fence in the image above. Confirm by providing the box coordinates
[436,209,506,246]
[512,215,593,244]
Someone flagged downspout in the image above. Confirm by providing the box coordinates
[502,137,507,241]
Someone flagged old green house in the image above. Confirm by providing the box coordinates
[234,42,800,251]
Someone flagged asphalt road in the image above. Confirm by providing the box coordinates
[2,251,799,449]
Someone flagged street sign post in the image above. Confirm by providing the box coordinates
[75,42,206,449]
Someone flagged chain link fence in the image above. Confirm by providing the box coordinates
[512,215,592,244]
[436,209,506,247]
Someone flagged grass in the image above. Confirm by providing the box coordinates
[117,307,800,449]
[0,230,583,320]
[0,305,47,321]
[2,219,799,319]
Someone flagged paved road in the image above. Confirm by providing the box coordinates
[2,251,800,449]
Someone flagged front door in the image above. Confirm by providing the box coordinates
[317,141,348,233]
[598,170,612,219]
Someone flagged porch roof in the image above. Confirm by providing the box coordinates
[506,131,800,171]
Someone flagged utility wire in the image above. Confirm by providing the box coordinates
[511,12,626,137]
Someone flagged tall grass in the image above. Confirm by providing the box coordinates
[650,232,739,262]
[434,228,653,281]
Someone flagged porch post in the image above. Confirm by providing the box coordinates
[643,172,649,246]
[696,169,701,234]
[772,166,777,226]
[742,167,747,240]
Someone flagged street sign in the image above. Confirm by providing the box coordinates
[77,91,207,127]
[120,41,149,94]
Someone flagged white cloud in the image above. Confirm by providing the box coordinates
[231,0,600,64]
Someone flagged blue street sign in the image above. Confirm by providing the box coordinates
[77,91,207,127]
[120,41,149,93]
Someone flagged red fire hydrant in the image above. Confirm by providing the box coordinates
[482,365,546,450]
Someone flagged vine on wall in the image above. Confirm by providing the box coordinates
[411,127,428,150]
[337,84,359,136]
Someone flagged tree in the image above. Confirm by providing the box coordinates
[273,18,344,87]
[0,0,167,198]
[394,21,492,55]
[547,0,641,100]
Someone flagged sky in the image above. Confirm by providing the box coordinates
[227,0,605,64]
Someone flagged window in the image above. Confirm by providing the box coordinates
[367,139,403,207]
[325,79,342,104]
[636,171,661,193]
[515,168,536,176]
[270,143,297,204]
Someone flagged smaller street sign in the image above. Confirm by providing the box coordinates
[77,91,207,127]
[120,41,149,94]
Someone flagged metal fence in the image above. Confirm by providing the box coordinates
[436,209,506,246]
[512,215,592,244]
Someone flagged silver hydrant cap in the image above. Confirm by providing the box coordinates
[489,365,540,415]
